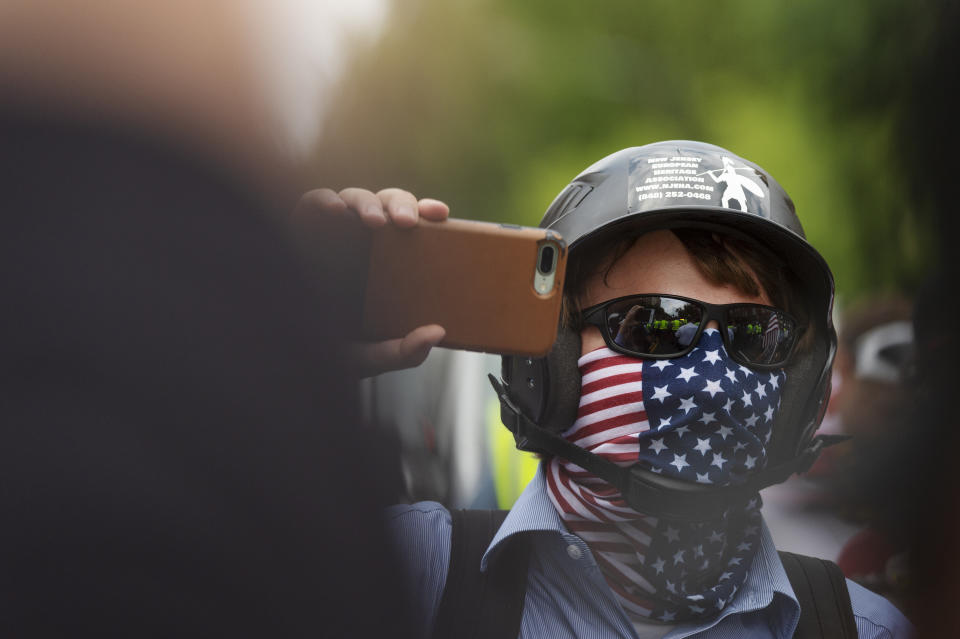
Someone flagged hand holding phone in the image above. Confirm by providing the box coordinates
[292,187,449,376]
[293,187,567,371]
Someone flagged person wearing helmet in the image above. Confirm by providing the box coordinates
[304,141,912,638]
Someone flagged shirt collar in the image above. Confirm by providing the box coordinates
[480,464,569,571]
[480,463,802,637]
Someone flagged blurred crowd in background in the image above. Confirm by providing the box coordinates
[2,0,958,636]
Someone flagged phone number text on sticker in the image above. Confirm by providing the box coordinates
[664,191,712,200]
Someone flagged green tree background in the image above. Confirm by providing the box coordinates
[314,0,942,304]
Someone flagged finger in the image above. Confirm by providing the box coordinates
[377,188,419,228]
[339,187,387,228]
[350,325,446,377]
[292,189,346,225]
[296,188,346,213]
[418,198,450,222]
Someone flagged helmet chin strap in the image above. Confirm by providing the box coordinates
[489,374,847,522]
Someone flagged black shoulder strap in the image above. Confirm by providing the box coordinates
[431,509,530,639]
[779,551,858,639]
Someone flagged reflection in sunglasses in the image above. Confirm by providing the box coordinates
[582,293,800,369]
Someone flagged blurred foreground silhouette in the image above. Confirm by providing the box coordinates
[0,2,411,636]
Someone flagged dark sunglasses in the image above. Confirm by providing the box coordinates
[579,294,803,370]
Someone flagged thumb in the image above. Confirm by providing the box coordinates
[348,325,446,378]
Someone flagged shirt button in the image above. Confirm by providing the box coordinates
[567,544,583,560]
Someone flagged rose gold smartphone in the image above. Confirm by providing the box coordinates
[362,218,567,356]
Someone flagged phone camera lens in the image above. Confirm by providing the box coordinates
[538,245,556,274]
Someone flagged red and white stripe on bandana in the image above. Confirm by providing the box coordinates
[546,347,661,618]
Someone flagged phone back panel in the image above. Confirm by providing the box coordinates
[362,218,567,356]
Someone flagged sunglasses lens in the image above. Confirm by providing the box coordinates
[592,296,800,367]
[726,306,798,366]
[602,296,704,356]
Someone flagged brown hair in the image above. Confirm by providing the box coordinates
[562,227,811,350]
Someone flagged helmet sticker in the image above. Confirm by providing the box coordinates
[709,156,767,212]
[628,153,771,217]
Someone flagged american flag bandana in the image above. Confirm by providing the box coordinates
[546,328,785,623]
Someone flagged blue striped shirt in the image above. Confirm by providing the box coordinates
[387,465,914,639]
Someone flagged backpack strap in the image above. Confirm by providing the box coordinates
[431,509,530,639]
[779,551,858,639]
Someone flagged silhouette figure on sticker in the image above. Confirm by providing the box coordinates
[705,156,765,212]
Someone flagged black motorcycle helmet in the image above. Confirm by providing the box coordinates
[489,140,840,521]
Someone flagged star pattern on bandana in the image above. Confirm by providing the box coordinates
[637,330,785,485]
[629,329,780,621]
[641,504,763,623]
